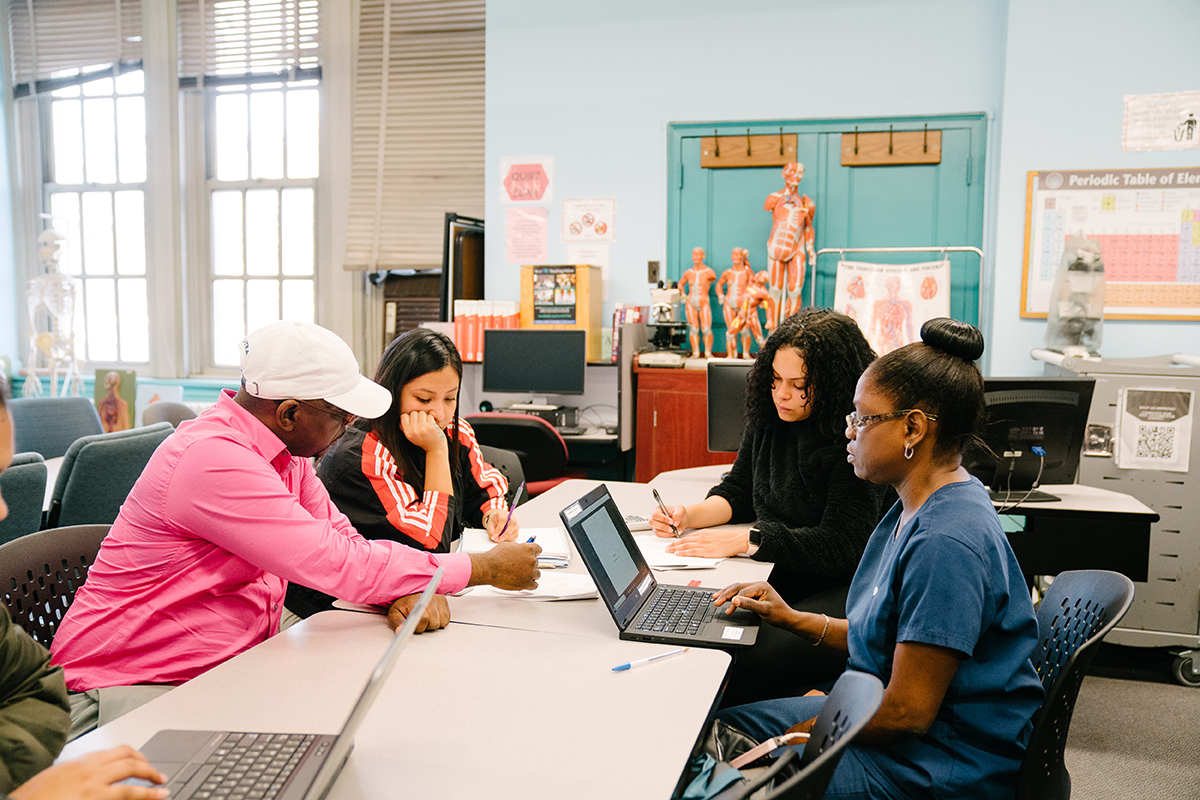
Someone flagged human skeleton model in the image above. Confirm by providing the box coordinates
[868,275,914,355]
[679,246,718,359]
[23,228,82,397]
[764,162,816,325]
[716,248,757,359]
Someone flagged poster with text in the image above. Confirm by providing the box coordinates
[1021,168,1200,320]
[1116,387,1193,472]
[833,259,950,356]
[1124,91,1200,151]
[500,156,553,203]
[566,243,609,300]
[506,206,547,263]
[562,198,615,242]
[532,265,577,324]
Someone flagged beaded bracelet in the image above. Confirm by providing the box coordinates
[812,613,830,647]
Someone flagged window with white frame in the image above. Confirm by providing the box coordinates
[8,0,321,377]
[42,67,149,365]
[205,79,319,368]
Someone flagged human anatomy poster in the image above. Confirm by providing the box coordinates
[1022,168,1200,320]
[1116,387,1193,472]
[833,259,950,356]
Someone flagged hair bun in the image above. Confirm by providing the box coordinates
[920,317,984,362]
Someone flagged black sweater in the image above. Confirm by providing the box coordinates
[707,416,892,600]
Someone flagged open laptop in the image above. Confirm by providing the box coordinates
[559,484,759,649]
[134,566,444,800]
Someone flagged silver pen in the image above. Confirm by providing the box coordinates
[651,488,681,538]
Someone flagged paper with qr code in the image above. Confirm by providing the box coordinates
[1116,388,1192,472]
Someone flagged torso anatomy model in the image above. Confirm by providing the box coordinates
[764,162,817,326]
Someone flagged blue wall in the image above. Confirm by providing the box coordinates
[486,0,1200,376]
[990,0,1200,373]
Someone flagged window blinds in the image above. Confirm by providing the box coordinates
[177,0,320,86]
[6,0,143,96]
[342,0,484,271]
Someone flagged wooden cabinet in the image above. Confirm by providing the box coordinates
[634,364,735,483]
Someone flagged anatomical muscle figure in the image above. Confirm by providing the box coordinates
[716,247,756,358]
[764,162,816,325]
[679,246,718,359]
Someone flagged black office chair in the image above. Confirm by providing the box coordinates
[0,453,47,544]
[1017,570,1134,800]
[8,396,103,459]
[713,670,884,800]
[478,445,527,506]
[0,524,111,647]
[464,413,586,496]
[142,400,197,428]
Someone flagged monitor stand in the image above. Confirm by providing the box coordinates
[508,395,557,412]
[987,486,1061,504]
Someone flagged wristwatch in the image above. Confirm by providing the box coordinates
[746,527,762,557]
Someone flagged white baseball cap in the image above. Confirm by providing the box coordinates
[240,321,392,419]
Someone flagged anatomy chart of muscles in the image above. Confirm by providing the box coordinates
[833,259,951,356]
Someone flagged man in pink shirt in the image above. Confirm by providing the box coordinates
[51,321,540,735]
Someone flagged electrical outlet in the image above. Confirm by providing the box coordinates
[647,260,660,283]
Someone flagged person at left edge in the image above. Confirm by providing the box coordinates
[50,321,541,736]
[287,327,518,618]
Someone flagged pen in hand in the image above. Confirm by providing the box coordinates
[651,488,681,538]
[496,480,525,541]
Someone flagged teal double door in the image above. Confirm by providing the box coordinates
[667,113,987,352]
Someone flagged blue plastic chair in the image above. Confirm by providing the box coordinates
[8,396,103,459]
[45,422,174,528]
[0,453,48,544]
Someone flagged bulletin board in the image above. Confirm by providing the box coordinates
[1021,168,1200,320]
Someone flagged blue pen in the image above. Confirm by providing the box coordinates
[497,480,525,539]
[612,647,689,672]
[525,535,537,544]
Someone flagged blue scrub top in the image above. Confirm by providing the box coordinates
[845,478,1044,800]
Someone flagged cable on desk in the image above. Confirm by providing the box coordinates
[994,448,1045,513]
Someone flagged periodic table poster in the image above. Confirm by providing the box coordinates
[1021,168,1200,320]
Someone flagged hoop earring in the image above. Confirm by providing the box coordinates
[904,442,914,460]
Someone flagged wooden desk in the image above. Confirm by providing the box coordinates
[61,611,730,800]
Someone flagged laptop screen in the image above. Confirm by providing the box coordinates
[561,485,656,628]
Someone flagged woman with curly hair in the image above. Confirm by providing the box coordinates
[650,308,891,703]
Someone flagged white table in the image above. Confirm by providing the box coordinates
[58,474,763,799]
[61,611,730,800]
[43,455,63,510]
[450,478,772,636]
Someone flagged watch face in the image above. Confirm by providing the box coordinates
[749,528,761,545]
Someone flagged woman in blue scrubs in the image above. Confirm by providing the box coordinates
[713,318,1043,799]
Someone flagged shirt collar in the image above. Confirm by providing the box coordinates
[215,389,297,475]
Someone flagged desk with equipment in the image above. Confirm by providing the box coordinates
[60,474,771,799]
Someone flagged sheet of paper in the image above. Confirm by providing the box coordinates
[467,572,598,602]
[634,535,724,570]
[461,526,571,566]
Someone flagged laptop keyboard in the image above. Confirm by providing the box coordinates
[183,732,323,800]
[634,587,716,636]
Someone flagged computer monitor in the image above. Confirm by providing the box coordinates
[482,329,587,396]
[964,377,1096,497]
[707,360,753,453]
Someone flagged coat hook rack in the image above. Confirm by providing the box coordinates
[841,125,942,166]
[701,129,797,168]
